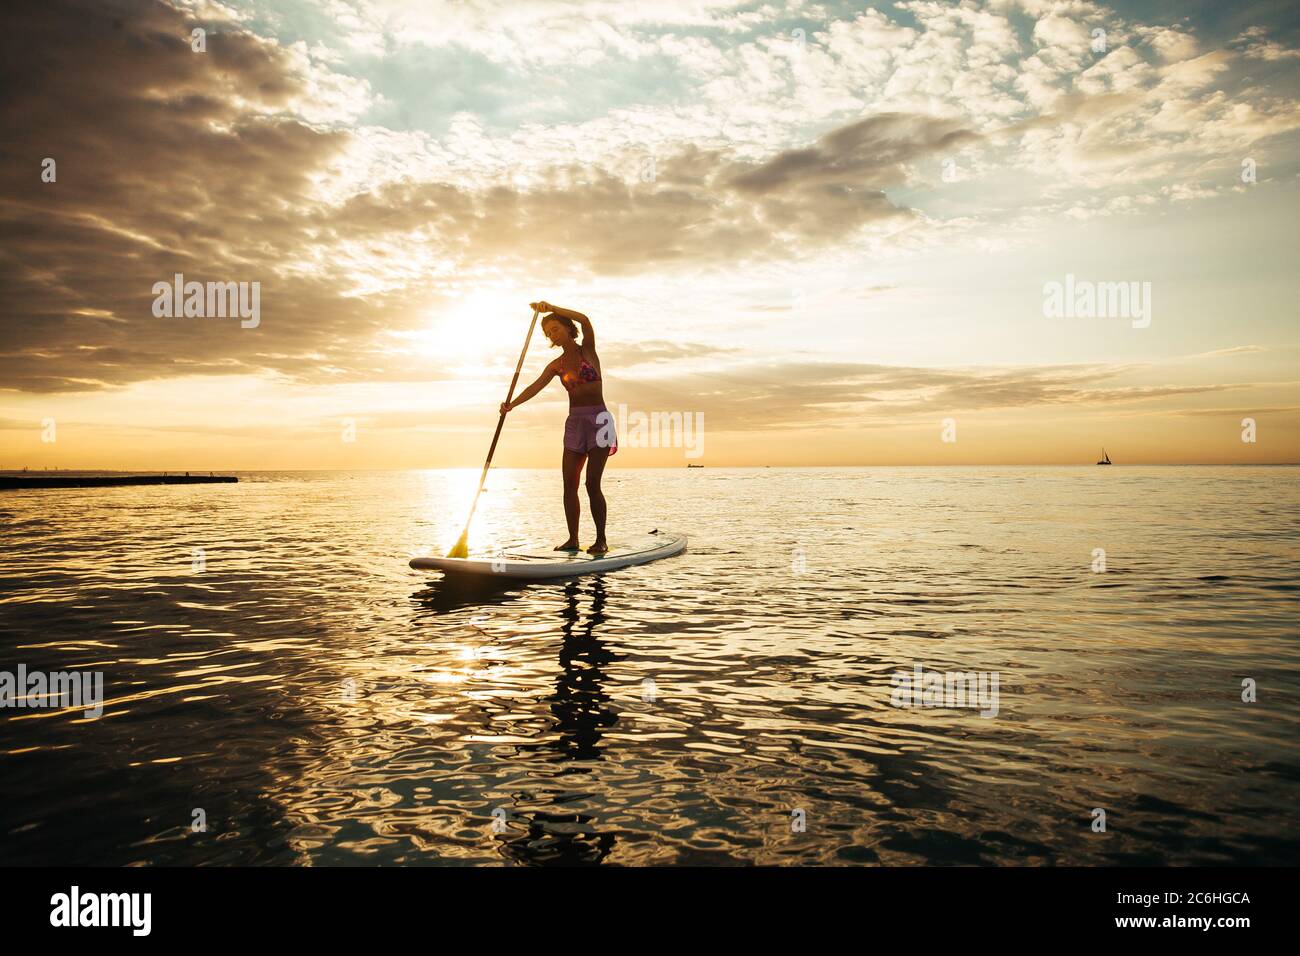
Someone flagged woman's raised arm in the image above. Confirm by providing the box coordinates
[532,301,594,351]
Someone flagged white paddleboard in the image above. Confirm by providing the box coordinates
[410,530,686,580]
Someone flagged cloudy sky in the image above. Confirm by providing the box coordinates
[2,0,1298,468]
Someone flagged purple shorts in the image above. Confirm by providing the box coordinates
[564,405,618,456]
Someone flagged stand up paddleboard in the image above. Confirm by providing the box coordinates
[410,530,686,580]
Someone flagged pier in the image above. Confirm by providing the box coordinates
[0,474,238,489]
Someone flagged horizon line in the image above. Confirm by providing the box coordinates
[4,463,1299,473]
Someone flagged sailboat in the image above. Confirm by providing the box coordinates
[1096,448,1111,465]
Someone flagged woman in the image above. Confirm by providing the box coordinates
[501,301,616,554]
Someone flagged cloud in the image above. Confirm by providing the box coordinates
[729,113,981,194]
[611,359,1244,430]
[600,340,742,367]
[1175,406,1299,417]
[1189,346,1266,359]
[0,0,389,391]
[0,3,987,393]
[1233,27,1300,62]
[2,0,1299,405]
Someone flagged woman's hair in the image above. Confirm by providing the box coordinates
[544,313,580,346]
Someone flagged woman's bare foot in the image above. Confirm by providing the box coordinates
[555,539,580,551]
[587,539,609,555]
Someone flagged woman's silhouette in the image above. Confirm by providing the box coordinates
[500,301,616,554]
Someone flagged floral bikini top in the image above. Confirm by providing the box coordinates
[561,355,602,392]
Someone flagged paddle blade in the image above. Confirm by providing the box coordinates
[446,530,469,559]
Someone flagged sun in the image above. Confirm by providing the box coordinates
[392,288,535,366]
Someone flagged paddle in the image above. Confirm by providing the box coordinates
[446,306,542,558]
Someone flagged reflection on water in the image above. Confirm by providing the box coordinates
[497,579,618,865]
[1,467,1298,865]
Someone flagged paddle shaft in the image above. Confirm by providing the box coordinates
[456,307,541,537]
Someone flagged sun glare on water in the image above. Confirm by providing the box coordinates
[420,465,520,555]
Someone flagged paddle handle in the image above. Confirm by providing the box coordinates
[459,307,541,531]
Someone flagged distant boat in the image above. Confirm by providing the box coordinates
[687,464,704,469]
[1097,448,1112,465]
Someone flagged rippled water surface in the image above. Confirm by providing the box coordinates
[1,467,1298,865]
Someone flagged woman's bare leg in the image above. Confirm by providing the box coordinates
[584,446,611,554]
[557,449,585,549]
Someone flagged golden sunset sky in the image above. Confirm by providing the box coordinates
[2,0,1298,468]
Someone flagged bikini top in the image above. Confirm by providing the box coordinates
[560,355,601,392]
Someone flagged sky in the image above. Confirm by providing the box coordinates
[1,0,1298,468]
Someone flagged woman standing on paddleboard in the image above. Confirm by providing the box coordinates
[500,301,616,555]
